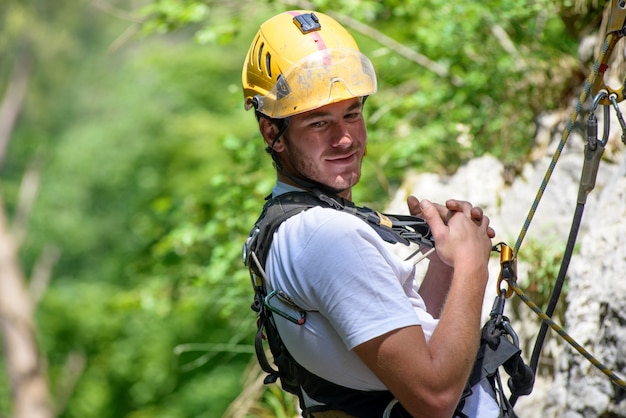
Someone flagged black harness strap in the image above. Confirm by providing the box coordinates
[246,189,433,280]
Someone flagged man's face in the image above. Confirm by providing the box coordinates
[277,97,367,195]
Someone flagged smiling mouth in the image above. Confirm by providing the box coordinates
[327,152,357,163]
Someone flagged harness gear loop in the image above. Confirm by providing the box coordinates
[484,291,536,399]
[382,399,399,418]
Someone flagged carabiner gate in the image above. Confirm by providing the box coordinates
[496,243,516,299]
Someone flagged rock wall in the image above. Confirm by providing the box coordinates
[544,162,626,417]
[387,113,626,417]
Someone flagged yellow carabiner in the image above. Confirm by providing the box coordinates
[607,0,626,34]
[592,0,626,105]
[496,243,516,299]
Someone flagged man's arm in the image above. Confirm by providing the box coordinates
[354,198,493,417]
[409,195,496,318]
[418,255,453,318]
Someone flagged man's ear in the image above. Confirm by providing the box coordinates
[259,118,285,152]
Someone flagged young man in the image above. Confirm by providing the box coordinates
[242,10,500,417]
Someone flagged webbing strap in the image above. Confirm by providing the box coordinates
[244,189,434,278]
[254,315,279,382]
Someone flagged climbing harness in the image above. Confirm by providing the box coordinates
[502,0,626,406]
[243,189,532,417]
[471,243,535,417]
[242,189,434,417]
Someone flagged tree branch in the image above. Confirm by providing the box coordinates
[0,196,54,418]
[29,245,61,305]
[53,352,86,416]
[12,161,41,249]
[282,0,464,86]
[0,49,32,168]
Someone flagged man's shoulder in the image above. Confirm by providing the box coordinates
[264,190,363,230]
[280,205,376,242]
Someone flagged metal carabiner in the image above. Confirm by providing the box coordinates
[264,290,306,325]
[496,243,515,299]
[587,90,610,150]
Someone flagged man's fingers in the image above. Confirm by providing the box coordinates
[407,195,421,216]
[418,199,446,231]
[471,206,483,220]
[408,196,447,220]
[410,197,495,239]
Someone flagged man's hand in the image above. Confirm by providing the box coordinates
[407,195,494,268]
[408,195,495,238]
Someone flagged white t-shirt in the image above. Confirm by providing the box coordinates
[264,183,500,416]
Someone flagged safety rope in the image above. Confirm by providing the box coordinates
[503,5,626,402]
[512,32,613,254]
[507,279,626,389]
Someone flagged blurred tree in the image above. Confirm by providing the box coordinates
[2,0,289,415]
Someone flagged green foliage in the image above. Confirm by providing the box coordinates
[516,238,568,313]
[141,0,210,34]
[2,1,268,415]
[360,0,582,181]
[257,385,300,418]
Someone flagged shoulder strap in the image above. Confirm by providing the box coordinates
[245,191,326,277]
[243,189,433,278]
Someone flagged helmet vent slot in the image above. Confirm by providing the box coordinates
[265,53,272,78]
[257,43,265,71]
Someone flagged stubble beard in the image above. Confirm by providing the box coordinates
[289,149,362,192]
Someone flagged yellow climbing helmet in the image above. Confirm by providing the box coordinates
[242,10,377,118]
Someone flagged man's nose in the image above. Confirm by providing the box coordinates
[331,123,353,148]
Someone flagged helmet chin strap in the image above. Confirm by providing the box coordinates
[265,118,347,196]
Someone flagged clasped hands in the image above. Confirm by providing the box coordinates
[407,195,495,268]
